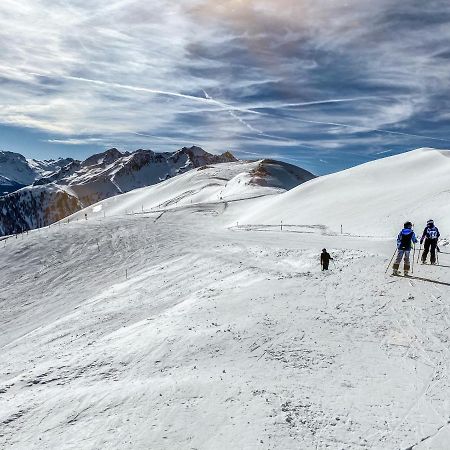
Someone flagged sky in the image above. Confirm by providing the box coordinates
[1,0,450,174]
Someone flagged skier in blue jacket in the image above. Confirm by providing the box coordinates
[392,221,418,276]
[420,219,440,264]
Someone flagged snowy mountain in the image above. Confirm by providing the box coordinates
[1,148,449,450]
[0,147,314,236]
[238,148,450,238]
[66,158,315,220]
[0,151,74,194]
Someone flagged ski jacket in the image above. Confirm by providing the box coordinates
[421,226,440,242]
[397,228,417,250]
[321,252,332,264]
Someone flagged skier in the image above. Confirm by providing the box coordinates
[320,249,333,271]
[392,221,417,276]
[420,219,440,264]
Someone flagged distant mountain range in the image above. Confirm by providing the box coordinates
[0,146,240,235]
[0,151,74,195]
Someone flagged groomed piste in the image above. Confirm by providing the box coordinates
[1,148,449,449]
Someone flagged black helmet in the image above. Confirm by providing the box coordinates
[322,248,327,252]
[404,221,412,229]
[427,219,434,226]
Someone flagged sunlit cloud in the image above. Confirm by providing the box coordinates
[0,0,450,173]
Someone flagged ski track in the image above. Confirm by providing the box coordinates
[0,206,449,449]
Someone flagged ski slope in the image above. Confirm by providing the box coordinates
[1,149,449,449]
[65,159,314,220]
[238,148,450,238]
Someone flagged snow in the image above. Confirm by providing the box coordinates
[64,160,298,221]
[26,158,73,179]
[238,148,450,238]
[0,151,73,194]
[1,148,449,449]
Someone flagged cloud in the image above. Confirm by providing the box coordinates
[1,0,450,173]
[47,138,106,145]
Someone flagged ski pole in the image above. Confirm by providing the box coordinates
[411,246,416,274]
[416,244,422,263]
[385,248,398,274]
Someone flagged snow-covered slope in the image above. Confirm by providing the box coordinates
[51,146,237,193]
[1,153,314,236]
[1,190,449,449]
[27,157,75,179]
[238,148,450,237]
[0,146,242,235]
[0,151,73,194]
[0,185,81,233]
[66,159,315,220]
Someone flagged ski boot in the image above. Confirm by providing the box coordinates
[392,269,399,276]
[404,271,410,277]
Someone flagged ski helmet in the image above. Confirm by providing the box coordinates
[322,248,327,252]
[427,219,434,226]
[404,221,412,229]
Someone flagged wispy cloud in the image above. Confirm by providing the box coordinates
[47,138,106,145]
[1,0,450,173]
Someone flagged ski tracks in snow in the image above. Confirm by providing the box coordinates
[1,211,449,449]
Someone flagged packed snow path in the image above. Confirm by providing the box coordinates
[1,207,449,449]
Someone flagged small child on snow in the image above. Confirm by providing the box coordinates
[321,249,333,270]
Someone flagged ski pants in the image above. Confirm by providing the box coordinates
[393,250,411,272]
[422,238,437,264]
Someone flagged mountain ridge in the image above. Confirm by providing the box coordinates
[0,150,74,194]
[0,146,315,236]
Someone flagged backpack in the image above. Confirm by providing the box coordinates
[399,231,413,250]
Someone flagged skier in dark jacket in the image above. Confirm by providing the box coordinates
[392,221,417,276]
[420,219,440,264]
[321,249,333,270]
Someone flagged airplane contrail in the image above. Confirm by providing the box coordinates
[252,96,379,110]
[202,89,315,149]
[281,115,450,143]
[10,65,450,145]
[39,73,263,117]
